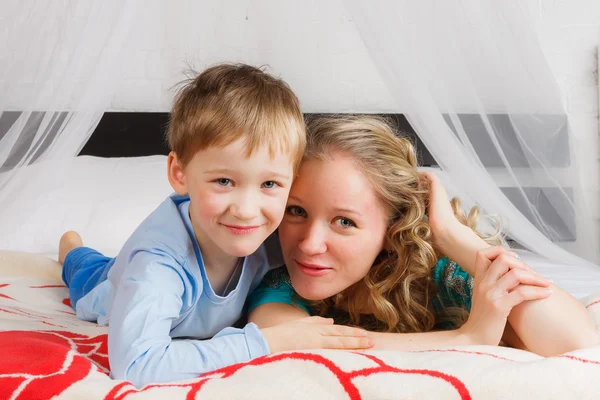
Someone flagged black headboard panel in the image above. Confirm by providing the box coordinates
[79,112,438,166]
[79,112,575,242]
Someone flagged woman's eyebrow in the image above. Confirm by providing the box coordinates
[333,207,362,217]
[288,195,304,203]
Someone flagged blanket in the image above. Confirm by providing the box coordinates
[1,251,599,399]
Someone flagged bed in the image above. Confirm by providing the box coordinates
[2,151,600,398]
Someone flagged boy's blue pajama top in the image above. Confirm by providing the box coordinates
[62,193,283,388]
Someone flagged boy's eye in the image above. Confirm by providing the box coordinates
[335,217,356,228]
[216,178,232,186]
[262,181,279,189]
[286,205,307,217]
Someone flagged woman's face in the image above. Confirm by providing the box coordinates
[278,152,390,301]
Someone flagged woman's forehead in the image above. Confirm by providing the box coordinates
[292,155,383,212]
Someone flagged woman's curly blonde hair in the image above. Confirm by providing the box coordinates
[305,115,500,333]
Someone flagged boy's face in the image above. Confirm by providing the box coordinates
[169,138,294,262]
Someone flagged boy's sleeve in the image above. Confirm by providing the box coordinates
[246,267,310,314]
[433,257,474,312]
[108,250,270,388]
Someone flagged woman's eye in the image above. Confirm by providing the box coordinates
[216,178,232,186]
[335,217,356,228]
[262,181,279,189]
[286,205,307,217]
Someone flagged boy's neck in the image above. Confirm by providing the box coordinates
[201,247,242,296]
[202,251,239,273]
[189,212,242,294]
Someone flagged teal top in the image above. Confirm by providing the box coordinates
[246,257,473,327]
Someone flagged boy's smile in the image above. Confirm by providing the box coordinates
[221,224,261,235]
[168,137,294,270]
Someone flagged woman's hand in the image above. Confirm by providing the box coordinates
[458,246,553,346]
[421,171,461,242]
[421,171,495,277]
[261,316,374,353]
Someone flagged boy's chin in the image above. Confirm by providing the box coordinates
[223,242,263,258]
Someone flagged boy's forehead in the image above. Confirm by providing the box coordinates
[207,137,295,161]
[191,139,294,174]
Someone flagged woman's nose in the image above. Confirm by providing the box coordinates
[297,222,327,255]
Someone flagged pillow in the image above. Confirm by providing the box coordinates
[0,155,172,256]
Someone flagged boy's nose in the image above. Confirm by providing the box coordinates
[229,196,259,221]
[297,223,327,255]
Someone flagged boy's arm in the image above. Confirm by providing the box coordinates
[108,251,270,388]
[109,253,371,387]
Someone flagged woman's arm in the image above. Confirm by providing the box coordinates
[249,301,475,350]
[252,253,552,352]
[366,330,471,350]
[422,171,488,276]
[440,231,599,356]
[249,302,310,328]
[501,281,600,355]
[372,251,555,351]
[424,172,600,356]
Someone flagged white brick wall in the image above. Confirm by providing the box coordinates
[109,0,396,112]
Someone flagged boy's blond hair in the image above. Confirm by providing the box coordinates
[167,63,306,170]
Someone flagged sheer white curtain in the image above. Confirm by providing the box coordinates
[1,0,597,269]
[0,0,146,239]
[344,0,599,267]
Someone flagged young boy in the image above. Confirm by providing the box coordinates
[59,64,370,388]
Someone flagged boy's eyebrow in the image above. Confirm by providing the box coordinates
[204,168,238,176]
[265,171,293,181]
[205,168,292,180]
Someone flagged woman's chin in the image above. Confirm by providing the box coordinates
[289,273,339,301]
[294,285,334,301]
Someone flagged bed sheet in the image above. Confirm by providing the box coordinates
[1,250,600,400]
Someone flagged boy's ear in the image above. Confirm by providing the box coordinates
[167,152,188,195]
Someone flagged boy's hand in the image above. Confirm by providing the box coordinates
[261,316,374,353]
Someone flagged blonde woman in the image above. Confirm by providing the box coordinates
[247,115,599,356]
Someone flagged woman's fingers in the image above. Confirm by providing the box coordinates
[483,253,536,285]
[324,324,369,337]
[502,285,553,309]
[474,246,513,280]
[301,316,334,325]
[494,268,551,297]
[476,246,537,276]
[318,324,373,349]
[421,171,438,185]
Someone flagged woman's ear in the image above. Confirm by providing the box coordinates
[167,152,188,195]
